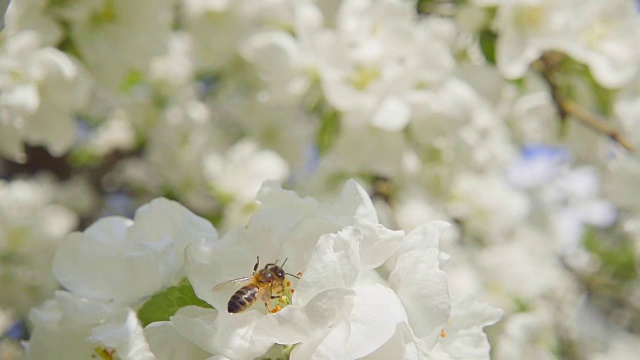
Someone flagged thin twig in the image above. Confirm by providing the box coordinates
[536,52,634,152]
[561,101,634,151]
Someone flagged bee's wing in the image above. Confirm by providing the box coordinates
[212,276,254,292]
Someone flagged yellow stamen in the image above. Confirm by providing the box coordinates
[92,346,116,360]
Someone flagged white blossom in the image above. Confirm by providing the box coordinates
[179,180,499,359]
[2,0,636,358]
[0,31,83,161]
[28,197,218,358]
[62,0,174,91]
[28,292,155,360]
[0,177,77,315]
[53,198,217,305]
[203,139,290,204]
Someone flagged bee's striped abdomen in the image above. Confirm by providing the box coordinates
[228,284,260,313]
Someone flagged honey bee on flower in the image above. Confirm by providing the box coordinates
[213,257,299,314]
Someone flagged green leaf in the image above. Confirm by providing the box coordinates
[416,0,469,15]
[583,227,637,282]
[67,147,101,167]
[479,29,498,65]
[316,110,340,155]
[512,297,532,313]
[119,69,144,93]
[585,70,617,117]
[137,278,212,327]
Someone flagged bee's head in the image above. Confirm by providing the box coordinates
[265,264,285,280]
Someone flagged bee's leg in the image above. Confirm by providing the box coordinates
[253,256,259,274]
[263,286,273,312]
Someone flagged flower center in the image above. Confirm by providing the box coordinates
[91,346,117,360]
[349,65,381,91]
[91,0,118,27]
[513,5,546,32]
[269,275,300,314]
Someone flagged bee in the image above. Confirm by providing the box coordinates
[213,257,299,314]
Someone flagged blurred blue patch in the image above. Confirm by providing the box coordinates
[75,116,92,142]
[4,320,28,341]
[286,144,321,187]
[101,191,137,218]
[305,144,321,176]
[520,144,569,161]
[508,145,570,188]
[197,74,221,99]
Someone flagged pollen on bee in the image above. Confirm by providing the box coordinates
[440,329,447,338]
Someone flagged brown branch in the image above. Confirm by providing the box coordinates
[561,101,634,151]
[536,52,634,152]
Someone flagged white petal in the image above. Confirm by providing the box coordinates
[389,249,451,349]
[89,309,156,360]
[386,221,450,271]
[446,297,503,331]
[169,306,219,354]
[359,326,406,360]
[54,291,119,325]
[290,320,352,360]
[255,181,319,211]
[431,297,503,360]
[355,218,405,270]
[2,83,40,113]
[253,288,355,344]
[145,321,211,360]
[370,96,412,132]
[346,285,409,358]
[27,302,95,359]
[36,47,78,80]
[577,199,617,227]
[0,121,25,162]
[403,221,450,251]
[333,179,378,223]
[54,198,217,304]
[53,217,135,302]
[27,293,121,360]
[127,198,218,281]
[294,227,361,306]
[240,31,308,98]
[171,306,272,360]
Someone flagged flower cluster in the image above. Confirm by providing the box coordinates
[0,176,78,316]
[1,0,640,358]
[27,181,501,359]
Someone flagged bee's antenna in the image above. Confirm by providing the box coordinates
[285,272,300,279]
[279,258,298,278]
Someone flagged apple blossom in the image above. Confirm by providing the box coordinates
[0,0,638,358]
[0,177,77,316]
[180,180,499,359]
[0,31,83,161]
[52,197,217,305]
